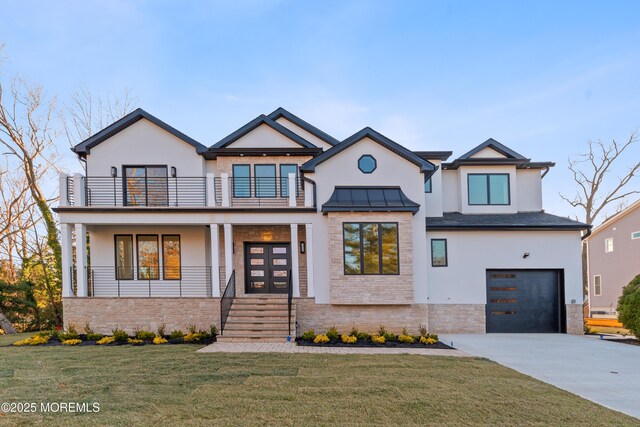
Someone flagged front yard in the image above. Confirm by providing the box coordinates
[0,333,635,426]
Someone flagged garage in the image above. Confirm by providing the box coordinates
[486,269,565,333]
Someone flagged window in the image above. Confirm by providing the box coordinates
[467,173,510,205]
[632,231,640,240]
[114,235,133,280]
[358,155,377,173]
[137,235,159,280]
[604,238,613,253]
[343,223,398,275]
[431,239,447,267]
[255,164,277,197]
[594,275,602,296]
[232,165,251,198]
[424,178,432,193]
[162,235,181,280]
[280,164,298,197]
[124,166,168,206]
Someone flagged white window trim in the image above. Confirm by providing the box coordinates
[632,231,640,240]
[604,238,613,253]
[593,275,602,296]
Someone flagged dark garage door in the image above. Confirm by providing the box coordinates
[486,270,564,333]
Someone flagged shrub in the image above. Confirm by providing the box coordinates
[341,334,357,344]
[377,325,387,336]
[97,336,115,345]
[209,324,218,338]
[86,333,104,341]
[153,336,168,345]
[383,332,397,342]
[349,326,359,337]
[371,334,386,344]
[169,330,184,340]
[135,330,155,341]
[418,324,428,337]
[313,334,330,344]
[62,339,82,346]
[398,334,414,344]
[618,274,640,339]
[187,324,198,334]
[83,322,94,335]
[326,326,339,341]
[0,328,5,335]
[183,333,204,343]
[111,328,129,343]
[420,336,437,345]
[128,338,144,345]
[59,324,80,341]
[13,335,49,346]
[157,323,167,338]
[301,329,316,341]
[356,332,370,342]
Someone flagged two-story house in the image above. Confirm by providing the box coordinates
[56,108,589,340]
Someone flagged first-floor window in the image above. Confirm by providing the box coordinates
[604,238,613,253]
[115,235,133,279]
[162,235,181,280]
[343,223,399,275]
[594,275,602,296]
[137,235,159,280]
[431,239,447,267]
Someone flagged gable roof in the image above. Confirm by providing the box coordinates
[458,138,527,160]
[72,108,207,156]
[267,107,340,146]
[210,114,317,149]
[588,199,640,238]
[300,127,436,174]
[443,138,555,170]
[322,186,420,215]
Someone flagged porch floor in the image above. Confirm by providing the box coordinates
[198,342,467,356]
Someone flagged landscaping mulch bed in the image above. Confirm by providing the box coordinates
[295,339,453,350]
[604,338,640,347]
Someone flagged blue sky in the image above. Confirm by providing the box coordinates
[1,0,639,223]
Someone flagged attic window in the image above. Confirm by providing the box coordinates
[358,155,377,174]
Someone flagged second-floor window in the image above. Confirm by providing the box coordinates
[280,164,298,197]
[424,178,432,193]
[468,173,510,205]
[604,238,613,253]
[255,165,277,198]
[593,275,602,296]
[232,165,251,198]
[124,166,168,206]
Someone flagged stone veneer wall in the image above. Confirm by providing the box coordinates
[427,304,486,333]
[295,299,428,335]
[565,304,583,335]
[215,155,313,176]
[327,212,414,305]
[63,298,220,335]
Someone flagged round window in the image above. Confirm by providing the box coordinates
[358,155,377,173]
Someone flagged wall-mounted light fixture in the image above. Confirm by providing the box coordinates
[171,166,177,178]
[522,252,530,259]
[110,166,117,178]
[300,241,306,254]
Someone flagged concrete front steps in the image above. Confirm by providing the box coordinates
[217,295,295,343]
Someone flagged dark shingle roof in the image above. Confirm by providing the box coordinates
[426,212,590,230]
[442,138,555,170]
[322,186,420,215]
[210,114,317,149]
[301,127,436,175]
[267,107,339,146]
[72,108,207,155]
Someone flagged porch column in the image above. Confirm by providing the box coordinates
[73,173,85,206]
[61,223,73,297]
[290,224,300,297]
[206,173,216,207]
[59,173,69,207]
[221,173,230,207]
[224,224,233,284]
[288,173,296,207]
[305,223,314,298]
[209,224,221,297]
[74,224,88,297]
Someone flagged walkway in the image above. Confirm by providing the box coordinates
[439,333,640,419]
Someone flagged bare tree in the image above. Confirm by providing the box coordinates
[560,131,640,296]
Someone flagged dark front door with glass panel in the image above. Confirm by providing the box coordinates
[244,243,291,294]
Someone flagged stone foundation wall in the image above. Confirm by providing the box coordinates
[295,298,428,335]
[565,304,583,335]
[427,304,486,333]
[63,297,220,335]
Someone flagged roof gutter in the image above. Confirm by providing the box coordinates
[581,227,592,241]
[541,165,551,179]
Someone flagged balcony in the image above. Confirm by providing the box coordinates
[59,173,313,209]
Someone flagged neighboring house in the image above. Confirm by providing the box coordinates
[586,200,640,318]
[55,107,589,340]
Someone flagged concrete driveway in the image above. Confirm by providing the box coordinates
[439,333,640,419]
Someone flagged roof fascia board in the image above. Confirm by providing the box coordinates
[267,107,340,146]
[457,138,527,160]
[210,115,316,149]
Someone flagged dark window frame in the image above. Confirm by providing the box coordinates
[122,165,169,207]
[424,177,432,193]
[254,164,278,198]
[467,173,511,206]
[431,238,448,267]
[136,234,160,280]
[232,164,251,198]
[357,154,377,174]
[114,234,134,280]
[279,163,299,198]
[162,234,182,280]
[342,222,399,276]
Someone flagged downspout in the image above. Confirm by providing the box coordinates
[581,226,592,318]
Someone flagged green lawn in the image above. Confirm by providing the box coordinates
[0,333,636,426]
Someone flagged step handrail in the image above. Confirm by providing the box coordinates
[220,270,236,335]
[287,269,293,339]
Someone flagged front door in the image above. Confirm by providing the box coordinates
[245,243,291,294]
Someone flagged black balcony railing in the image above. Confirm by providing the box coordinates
[87,266,212,297]
[83,177,208,207]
